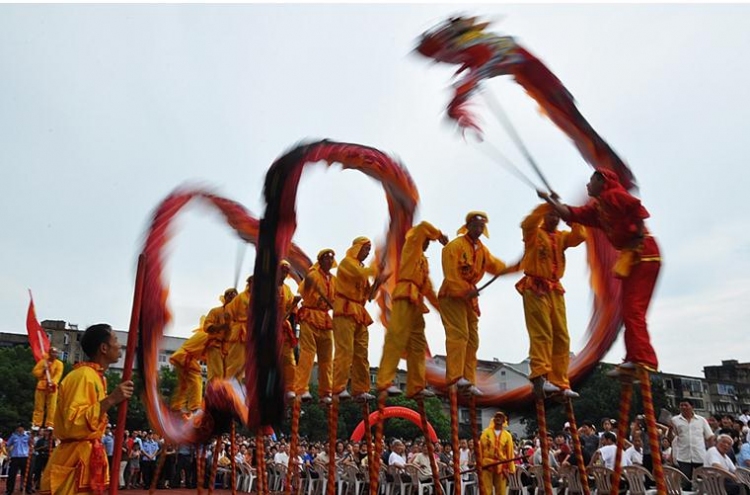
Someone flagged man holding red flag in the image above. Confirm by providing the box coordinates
[31,347,63,429]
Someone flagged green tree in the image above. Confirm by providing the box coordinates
[0,347,38,435]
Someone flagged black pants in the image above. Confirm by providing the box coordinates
[32,456,48,489]
[677,461,702,489]
[141,459,156,489]
[173,454,195,488]
[6,457,31,494]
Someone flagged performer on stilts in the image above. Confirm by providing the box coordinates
[31,347,63,430]
[170,289,234,415]
[438,212,510,396]
[517,203,586,397]
[332,237,381,402]
[277,260,301,400]
[538,169,661,374]
[377,221,448,398]
[295,249,337,404]
[479,411,515,495]
[218,280,251,382]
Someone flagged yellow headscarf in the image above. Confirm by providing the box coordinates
[314,248,338,269]
[456,211,490,238]
[346,236,372,259]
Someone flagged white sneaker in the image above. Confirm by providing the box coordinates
[412,389,436,399]
[385,386,403,397]
[31,426,40,432]
[467,386,484,396]
[338,390,352,401]
[355,392,375,402]
[285,391,297,400]
[620,361,637,369]
[562,389,580,399]
[542,381,561,394]
[319,395,333,405]
[456,378,471,389]
[300,392,313,402]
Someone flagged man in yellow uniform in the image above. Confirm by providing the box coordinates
[207,286,242,381]
[377,221,448,398]
[517,203,586,398]
[332,237,380,401]
[479,411,515,495]
[439,212,509,396]
[278,260,302,400]
[169,291,238,414]
[40,324,134,495]
[294,249,336,404]
[31,347,64,429]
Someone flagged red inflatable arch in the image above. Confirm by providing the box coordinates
[350,406,438,443]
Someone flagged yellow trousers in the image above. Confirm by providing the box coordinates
[170,364,203,412]
[377,299,427,396]
[207,341,246,383]
[32,389,57,427]
[332,316,370,395]
[439,297,479,384]
[281,339,296,393]
[294,322,333,395]
[40,440,108,495]
[522,290,570,389]
[482,470,507,495]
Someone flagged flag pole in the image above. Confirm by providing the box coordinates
[110,253,146,495]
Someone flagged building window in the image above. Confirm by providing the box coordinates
[159,352,168,364]
[63,333,70,345]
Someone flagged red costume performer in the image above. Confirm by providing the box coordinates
[542,169,661,370]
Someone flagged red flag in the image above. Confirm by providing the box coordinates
[26,290,50,362]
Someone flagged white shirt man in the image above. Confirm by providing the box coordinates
[274,445,290,466]
[671,400,715,481]
[389,441,407,468]
[704,434,736,474]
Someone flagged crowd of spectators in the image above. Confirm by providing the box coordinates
[2,404,750,493]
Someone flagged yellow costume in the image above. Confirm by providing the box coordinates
[278,282,298,393]
[169,328,208,412]
[332,237,376,396]
[40,363,109,495]
[439,212,506,385]
[517,204,585,390]
[215,290,248,381]
[295,254,336,397]
[377,221,443,396]
[479,413,515,495]
[32,354,63,428]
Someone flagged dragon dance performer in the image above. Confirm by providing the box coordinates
[439,212,509,396]
[212,281,247,381]
[169,290,235,413]
[31,346,64,429]
[480,411,515,495]
[295,249,336,404]
[278,260,302,399]
[540,169,662,372]
[517,204,586,397]
[377,221,448,398]
[40,324,134,495]
[332,237,381,401]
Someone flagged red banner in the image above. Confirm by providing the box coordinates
[26,290,50,362]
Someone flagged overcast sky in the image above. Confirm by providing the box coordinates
[2,4,749,379]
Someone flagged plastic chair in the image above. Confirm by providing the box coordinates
[404,464,434,495]
[663,465,694,495]
[734,467,750,494]
[528,464,558,495]
[344,464,368,495]
[313,462,329,495]
[507,465,529,495]
[621,465,655,495]
[587,465,614,495]
[558,464,585,495]
[692,466,739,495]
